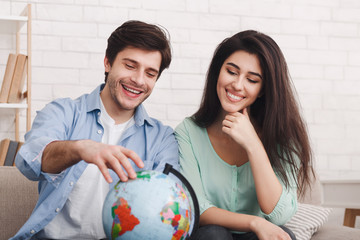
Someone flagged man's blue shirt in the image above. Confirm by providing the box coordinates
[12,84,179,240]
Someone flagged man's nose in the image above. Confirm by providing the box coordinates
[131,70,145,86]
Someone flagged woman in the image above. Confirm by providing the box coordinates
[175,30,314,240]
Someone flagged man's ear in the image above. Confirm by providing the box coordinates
[104,57,111,73]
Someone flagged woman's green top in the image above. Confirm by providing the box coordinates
[175,117,297,226]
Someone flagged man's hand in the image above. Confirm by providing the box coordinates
[76,140,144,183]
[42,140,144,183]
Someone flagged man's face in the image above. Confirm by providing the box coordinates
[103,47,161,115]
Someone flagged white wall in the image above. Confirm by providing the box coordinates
[1,0,360,180]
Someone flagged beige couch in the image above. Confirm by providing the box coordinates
[1,166,359,239]
[297,171,360,239]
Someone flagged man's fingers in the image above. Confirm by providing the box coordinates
[119,147,144,169]
[114,151,137,179]
[107,155,131,182]
[97,162,113,183]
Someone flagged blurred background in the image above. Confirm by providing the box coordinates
[0,0,360,182]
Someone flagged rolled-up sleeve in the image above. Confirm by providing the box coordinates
[15,99,73,184]
[262,169,298,225]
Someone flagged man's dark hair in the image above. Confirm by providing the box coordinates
[105,20,172,82]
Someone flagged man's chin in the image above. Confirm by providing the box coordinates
[116,101,142,111]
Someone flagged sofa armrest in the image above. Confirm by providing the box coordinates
[0,166,38,240]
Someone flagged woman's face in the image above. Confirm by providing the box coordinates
[216,50,263,114]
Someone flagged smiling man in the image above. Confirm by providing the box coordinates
[12,20,179,240]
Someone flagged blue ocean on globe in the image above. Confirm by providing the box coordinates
[102,169,196,240]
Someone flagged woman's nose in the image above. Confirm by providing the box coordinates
[232,76,245,90]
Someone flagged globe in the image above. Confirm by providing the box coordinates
[102,164,199,240]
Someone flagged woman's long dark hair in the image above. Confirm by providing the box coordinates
[193,30,313,196]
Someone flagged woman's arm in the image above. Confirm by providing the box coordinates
[201,207,291,240]
[246,141,283,214]
[222,109,283,214]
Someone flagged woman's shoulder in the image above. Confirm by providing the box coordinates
[175,117,207,139]
[175,117,200,131]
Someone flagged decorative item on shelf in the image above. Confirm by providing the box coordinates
[7,54,28,103]
[0,53,17,103]
[0,138,23,166]
[0,138,10,165]
[3,140,18,166]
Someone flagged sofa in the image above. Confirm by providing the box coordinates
[1,166,359,240]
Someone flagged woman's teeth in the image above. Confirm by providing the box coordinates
[227,91,242,100]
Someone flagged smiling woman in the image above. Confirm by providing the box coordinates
[216,50,263,114]
[175,30,314,240]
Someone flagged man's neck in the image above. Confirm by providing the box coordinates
[100,90,135,125]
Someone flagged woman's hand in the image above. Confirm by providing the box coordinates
[222,108,261,151]
[250,217,292,240]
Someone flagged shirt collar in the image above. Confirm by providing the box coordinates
[85,83,155,127]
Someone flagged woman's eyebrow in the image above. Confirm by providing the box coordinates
[226,62,263,80]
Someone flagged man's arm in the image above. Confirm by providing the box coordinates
[42,139,144,183]
[152,126,179,172]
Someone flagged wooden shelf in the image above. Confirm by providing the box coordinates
[0,16,28,21]
[0,103,28,109]
[0,4,32,141]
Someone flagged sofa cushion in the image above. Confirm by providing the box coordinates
[0,166,38,240]
[284,203,332,240]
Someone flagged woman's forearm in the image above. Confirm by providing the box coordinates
[246,140,283,214]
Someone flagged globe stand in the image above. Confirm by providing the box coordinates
[163,163,200,239]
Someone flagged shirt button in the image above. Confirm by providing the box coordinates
[97,129,102,134]
[69,181,74,186]
[98,112,100,116]
[55,208,60,212]
[30,230,35,234]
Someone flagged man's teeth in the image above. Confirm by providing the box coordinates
[227,91,242,100]
[123,85,141,94]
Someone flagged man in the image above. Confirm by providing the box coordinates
[12,20,179,240]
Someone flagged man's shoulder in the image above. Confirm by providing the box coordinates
[46,85,101,111]
[46,95,86,111]
[147,116,174,133]
[48,90,95,109]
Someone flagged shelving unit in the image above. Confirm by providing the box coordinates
[0,4,31,141]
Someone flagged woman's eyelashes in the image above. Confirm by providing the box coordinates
[247,78,258,84]
[227,68,237,76]
[226,68,259,84]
